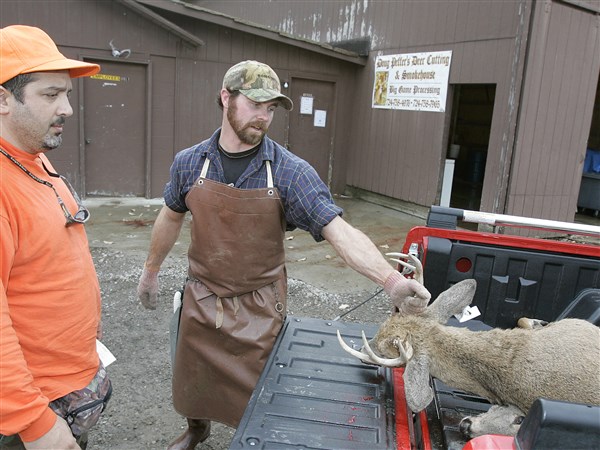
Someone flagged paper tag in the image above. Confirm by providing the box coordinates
[96,340,116,367]
[454,305,481,323]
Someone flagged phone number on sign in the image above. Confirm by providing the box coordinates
[387,98,441,110]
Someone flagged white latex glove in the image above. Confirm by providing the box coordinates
[137,266,159,310]
[384,270,431,316]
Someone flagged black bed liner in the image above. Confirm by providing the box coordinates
[230,317,396,449]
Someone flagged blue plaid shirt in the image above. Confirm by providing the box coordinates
[164,129,343,241]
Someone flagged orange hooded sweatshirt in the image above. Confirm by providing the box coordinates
[0,138,101,442]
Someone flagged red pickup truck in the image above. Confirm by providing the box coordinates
[230,207,600,450]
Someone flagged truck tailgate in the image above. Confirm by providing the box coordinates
[230,317,396,449]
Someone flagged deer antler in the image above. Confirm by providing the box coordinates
[336,330,411,367]
[386,252,424,284]
[384,252,429,316]
[360,331,412,366]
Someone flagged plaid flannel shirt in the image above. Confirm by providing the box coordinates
[164,129,342,241]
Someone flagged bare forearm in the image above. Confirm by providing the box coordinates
[144,205,186,270]
[321,216,394,286]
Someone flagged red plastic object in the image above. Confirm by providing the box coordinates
[393,368,432,450]
[401,226,600,258]
[462,434,515,450]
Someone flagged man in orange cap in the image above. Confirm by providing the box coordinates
[1,25,111,449]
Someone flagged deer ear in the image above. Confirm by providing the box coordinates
[403,353,433,412]
[427,279,477,323]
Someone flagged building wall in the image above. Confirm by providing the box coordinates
[507,0,600,222]
[1,0,180,196]
[1,0,357,197]
[160,10,358,194]
[196,0,530,211]
[3,0,598,220]
[195,0,600,222]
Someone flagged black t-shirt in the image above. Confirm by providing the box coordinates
[218,143,260,185]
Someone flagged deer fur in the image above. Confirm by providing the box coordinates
[338,278,600,438]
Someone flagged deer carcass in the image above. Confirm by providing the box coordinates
[337,255,600,438]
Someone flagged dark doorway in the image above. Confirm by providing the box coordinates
[577,72,600,219]
[287,78,335,186]
[446,84,496,211]
[83,60,147,197]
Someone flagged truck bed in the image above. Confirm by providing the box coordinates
[230,317,396,449]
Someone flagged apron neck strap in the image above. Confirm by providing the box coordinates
[200,157,210,178]
[200,157,274,188]
[265,160,273,188]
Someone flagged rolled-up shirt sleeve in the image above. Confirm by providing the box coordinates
[163,146,205,213]
[283,163,342,241]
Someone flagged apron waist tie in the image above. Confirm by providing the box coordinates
[214,296,240,329]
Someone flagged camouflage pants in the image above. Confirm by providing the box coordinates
[0,363,110,449]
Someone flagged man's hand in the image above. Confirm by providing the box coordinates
[137,266,159,310]
[23,416,80,450]
[384,271,431,316]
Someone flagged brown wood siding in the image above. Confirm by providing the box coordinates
[195,0,523,51]
[195,1,599,222]
[196,0,529,209]
[508,0,600,222]
[3,0,598,218]
[1,0,353,197]
[347,36,523,209]
[1,0,180,196]
[149,55,177,197]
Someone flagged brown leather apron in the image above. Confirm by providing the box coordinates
[172,158,287,427]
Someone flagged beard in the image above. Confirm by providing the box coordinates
[226,98,268,146]
[41,117,65,150]
[42,134,63,150]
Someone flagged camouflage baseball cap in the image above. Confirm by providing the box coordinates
[223,60,293,111]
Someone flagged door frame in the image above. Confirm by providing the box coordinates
[78,54,152,197]
[287,71,338,188]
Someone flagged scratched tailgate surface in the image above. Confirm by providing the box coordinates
[229,316,396,449]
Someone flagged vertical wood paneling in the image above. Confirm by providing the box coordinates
[508,0,599,222]
[3,0,596,218]
[1,0,180,196]
[150,55,176,197]
[529,5,561,218]
[167,0,535,209]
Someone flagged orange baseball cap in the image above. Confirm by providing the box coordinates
[0,25,100,84]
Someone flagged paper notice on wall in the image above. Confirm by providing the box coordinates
[300,95,314,115]
[314,110,327,127]
[372,50,452,112]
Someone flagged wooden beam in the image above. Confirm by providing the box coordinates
[116,0,204,46]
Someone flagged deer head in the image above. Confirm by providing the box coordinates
[338,253,478,412]
[337,278,477,366]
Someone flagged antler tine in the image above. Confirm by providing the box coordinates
[386,252,424,285]
[336,330,378,364]
[360,331,407,367]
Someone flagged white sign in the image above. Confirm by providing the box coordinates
[300,95,314,115]
[372,51,452,112]
[314,110,327,127]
